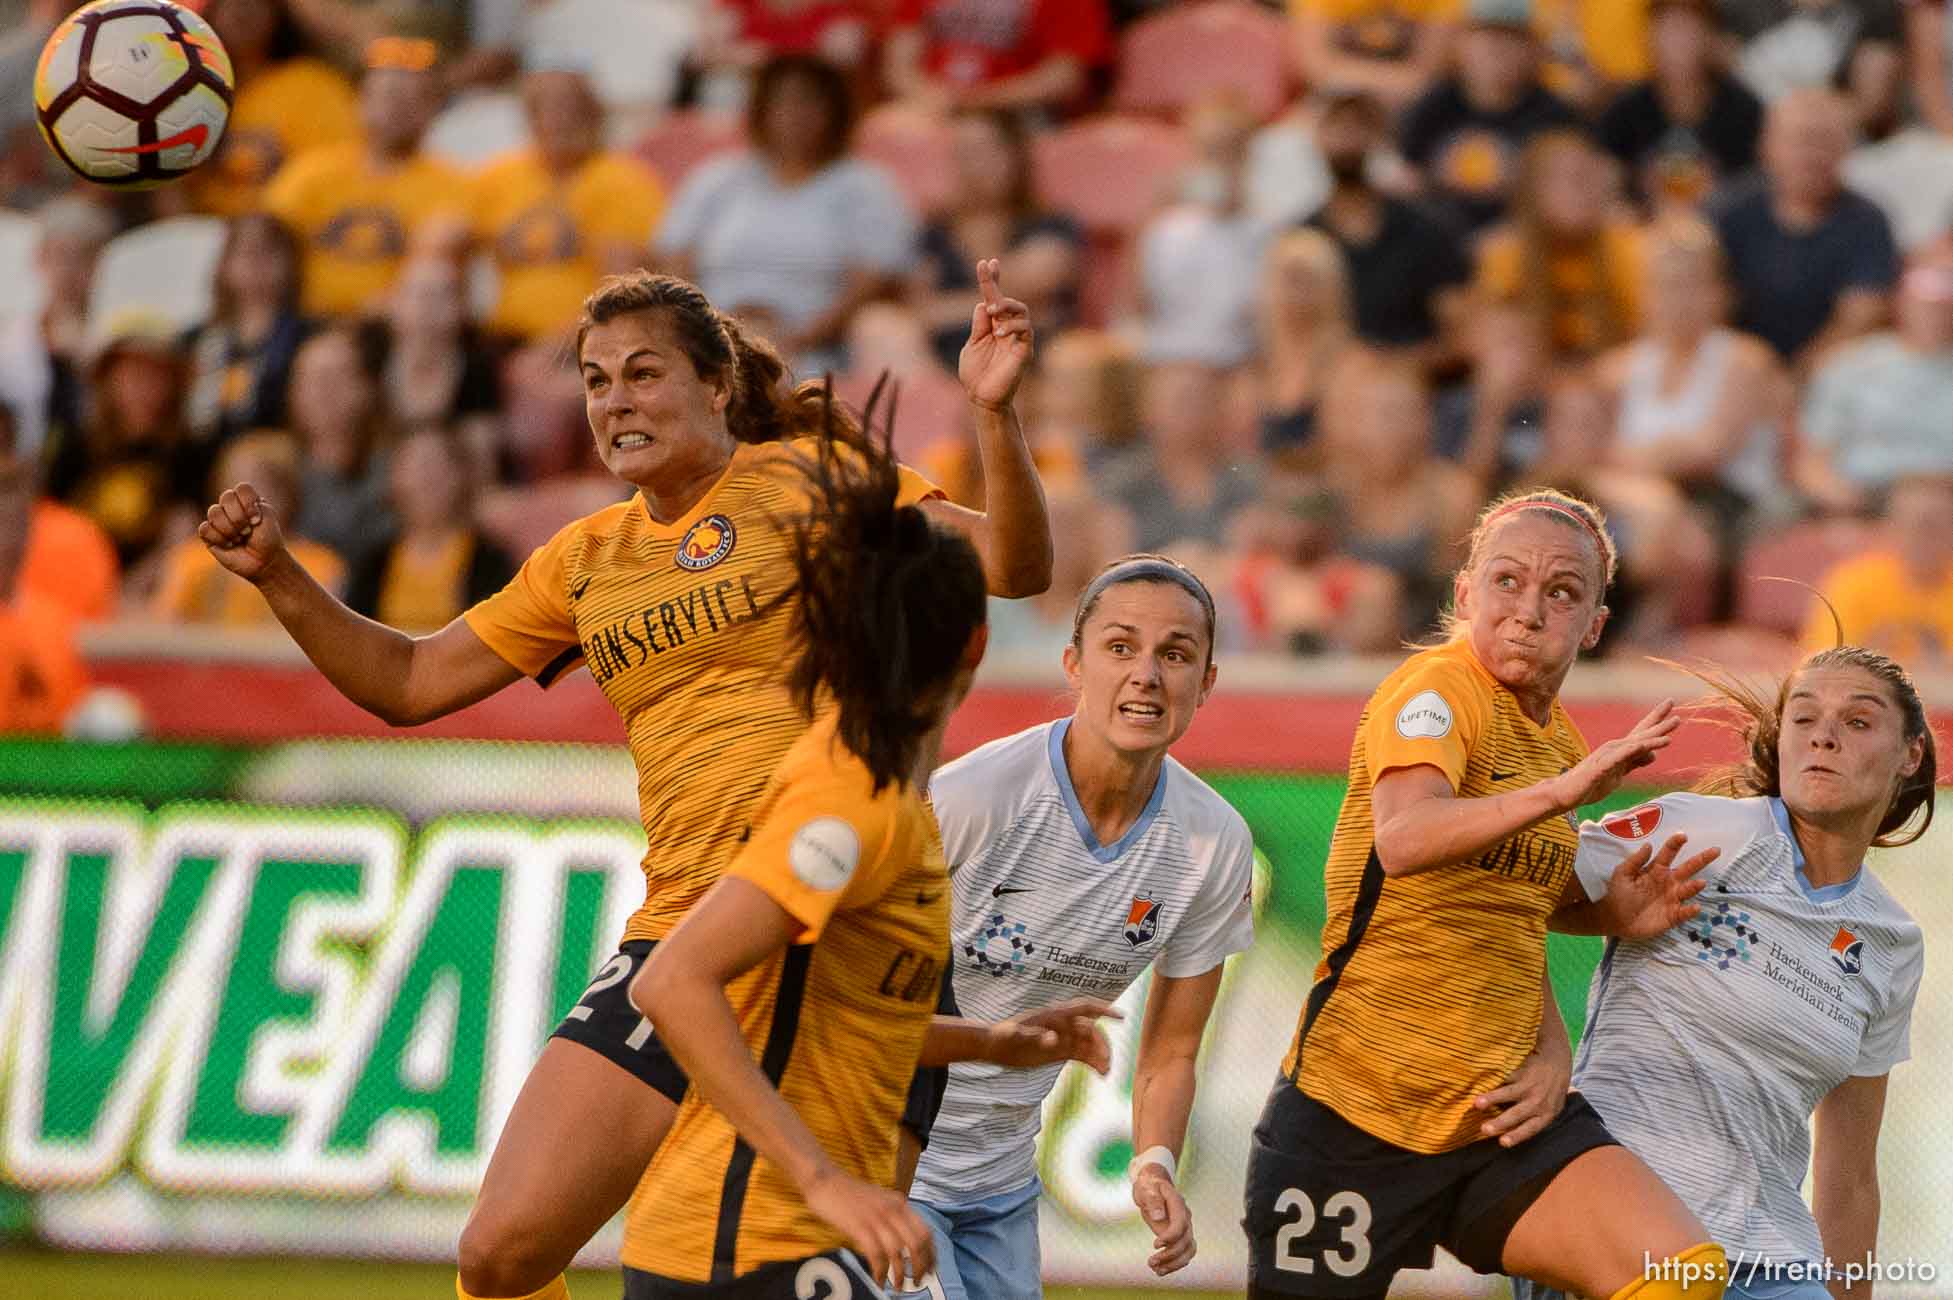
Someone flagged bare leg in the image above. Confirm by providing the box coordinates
[1501,1145,1708,1297]
[457,1039,679,1296]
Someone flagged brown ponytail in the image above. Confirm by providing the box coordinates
[784,380,987,792]
[718,313,865,448]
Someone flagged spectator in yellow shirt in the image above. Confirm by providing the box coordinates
[263,37,467,319]
[1289,0,1462,112]
[1806,476,1953,669]
[1475,129,1645,363]
[345,427,514,633]
[191,0,361,217]
[152,432,345,627]
[472,67,666,345]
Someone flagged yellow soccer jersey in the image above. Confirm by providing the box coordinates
[1284,637,1589,1154]
[1288,0,1460,23]
[622,710,950,1283]
[463,437,943,945]
[262,141,469,318]
[188,57,360,217]
[472,149,667,342]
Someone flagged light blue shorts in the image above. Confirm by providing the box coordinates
[895,1175,1042,1300]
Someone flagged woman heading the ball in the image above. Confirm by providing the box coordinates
[1244,489,1728,1300]
[196,262,1070,1300]
[1523,632,1931,1300]
[897,554,1258,1300]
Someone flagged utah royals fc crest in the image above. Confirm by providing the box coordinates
[676,514,736,571]
[1122,894,1163,948]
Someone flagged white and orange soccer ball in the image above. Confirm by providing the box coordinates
[33,0,233,188]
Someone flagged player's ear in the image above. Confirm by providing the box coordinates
[1582,602,1610,651]
[1197,659,1217,705]
[1452,568,1472,620]
[1061,640,1083,693]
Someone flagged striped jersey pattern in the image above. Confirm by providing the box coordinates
[1285,637,1591,1154]
[910,720,1256,1204]
[463,438,939,944]
[622,713,951,1282]
[1570,792,1922,1268]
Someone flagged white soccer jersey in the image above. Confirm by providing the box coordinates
[1571,792,1924,1269]
[909,719,1257,1205]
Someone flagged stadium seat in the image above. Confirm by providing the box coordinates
[0,211,41,321]
[857,105,956,218]
[1734,518,1886,638]
[1112,0,1294,121]
[634,110,747,191]
[425,91,530,167]
[833,366,969,464]
[521,0,698,117]
[1033,115,1191,234]
[87,216,225,334]
[1674,623,1801,672]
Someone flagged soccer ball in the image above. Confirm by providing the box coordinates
[34,0,233,187]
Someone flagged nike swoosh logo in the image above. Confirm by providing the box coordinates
[992,884,1032,898]
[1491,771,1520,782]
[916,891,943,906]
[104,124,209,156]
[571,577,592,600]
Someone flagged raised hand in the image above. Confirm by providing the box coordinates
[801,1167,936,1289]
[986,998,1121,1074]
[1600,833,1719,940]
[1552,700,1681,812]
[196,482,288,584]
[958,258,1035,410]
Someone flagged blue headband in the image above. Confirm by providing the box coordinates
[1075,558,1217,631]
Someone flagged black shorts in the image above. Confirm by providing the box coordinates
[1242,1077,1618,1298]
[623,1249,883,1299]
[900,966,960,1148]
[551,940,688,1104]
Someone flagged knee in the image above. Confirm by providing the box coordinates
[456,1212,567,1297]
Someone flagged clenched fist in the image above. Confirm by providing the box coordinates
[197,482,288,584]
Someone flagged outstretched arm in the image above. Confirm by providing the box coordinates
[198,485,521,726]
[919,259,1053,598]
[919,998,1118,1071]
[1373,701,1680,879]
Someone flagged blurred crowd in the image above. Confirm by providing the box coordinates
[4,0,1953,733]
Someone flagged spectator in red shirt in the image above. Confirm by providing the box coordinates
[705,0,877,68]
[884,0,1113,114]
